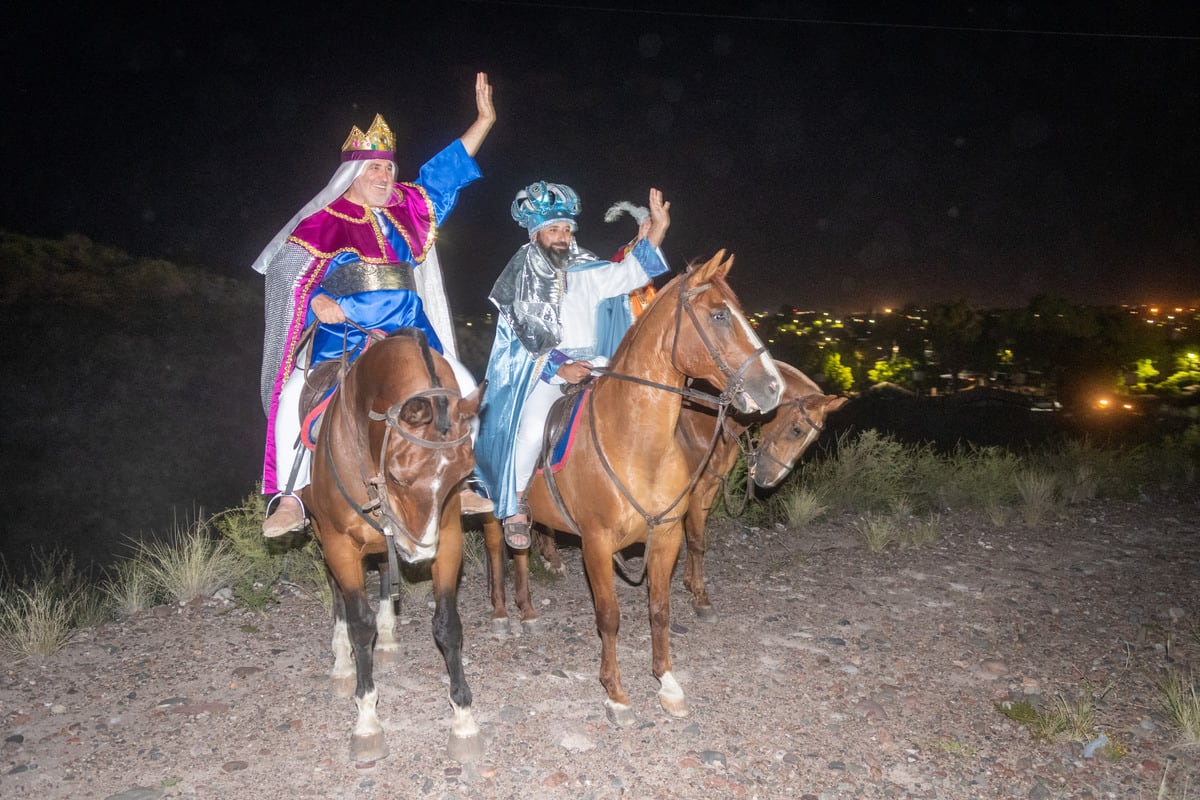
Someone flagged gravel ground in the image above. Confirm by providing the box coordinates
[3,499,1199,800]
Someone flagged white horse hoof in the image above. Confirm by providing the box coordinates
[447,731,485,763]
[604,699,636,727]
[659,693,690,718]
[658,671,689,718]
[350,731,387,763]
[490,617,511,636]
[520,616,544,635]
[374,644,401,667]
[331,673,355,699]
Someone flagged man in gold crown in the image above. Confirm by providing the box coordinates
[252,73,495,537]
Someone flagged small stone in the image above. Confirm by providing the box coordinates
[221,761,248,772]
[979,659,1008,676]
[542,771,569,788]
[853,699,886,719]
[103,788,163,800]
[699,750,726,767]
[557,732,595,752]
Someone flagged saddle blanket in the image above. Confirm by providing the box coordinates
[539,388,589,474]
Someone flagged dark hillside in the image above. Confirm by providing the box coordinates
[0,233,263,574]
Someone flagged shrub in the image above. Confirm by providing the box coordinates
[0,552,110,662]
[128,513,250,605]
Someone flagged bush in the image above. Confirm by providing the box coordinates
[0,552,110,662]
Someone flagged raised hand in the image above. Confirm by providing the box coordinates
[646,187,671,248]
[460,72,496,157]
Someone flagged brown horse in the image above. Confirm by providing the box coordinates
[675,361,848,621]
[304,329,484,763]
[483,362,846,627]
[500,250,783,726]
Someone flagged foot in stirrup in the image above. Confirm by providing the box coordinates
[263,494,306,538]
[502,496,532,550]
[458,481,494,515]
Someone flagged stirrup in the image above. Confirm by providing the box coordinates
[263,493,307,537]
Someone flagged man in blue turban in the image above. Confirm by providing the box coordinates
[474,182,671,549]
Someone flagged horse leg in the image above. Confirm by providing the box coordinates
[582,544,634,726]
[511,545,541,634]
[537,528,566,576]
[322,541,387,762]
[682,476,721,623]
[648,525,688,718]
[373,565,400,667]
[429,519,483,762]
[482,514,512,635]
[483,513,540,635]
[342,586,387,763]
[327,566,356,697]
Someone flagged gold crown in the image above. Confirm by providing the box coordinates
[341,113,395,155]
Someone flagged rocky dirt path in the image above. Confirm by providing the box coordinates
[3,499,1199,799]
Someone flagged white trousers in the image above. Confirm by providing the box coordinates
[274,352,479,495]
[513,378,565,497]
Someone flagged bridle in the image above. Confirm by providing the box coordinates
[320,328,469,564]
[745,394,825,480]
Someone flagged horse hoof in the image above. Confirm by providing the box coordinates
[350,731,387,763]
[447,731,485,763]
[692,603,718,624]
[604,699,636,727]
[657,671,689,718]
[659,693,690,718]
[490,617,511,636]
[374,644,401,668]
[520,616,544,635]
[332,674,355,699]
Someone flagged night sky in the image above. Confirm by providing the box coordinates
[4,1,1198,314]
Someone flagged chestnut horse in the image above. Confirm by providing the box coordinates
[304,329,484,763]
[498,251,782,725]
[484,362,846,627]
[675,362,848,621]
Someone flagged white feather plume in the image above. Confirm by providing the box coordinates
[604,201,649,224]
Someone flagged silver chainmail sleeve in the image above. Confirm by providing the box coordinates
[260,243,315,415]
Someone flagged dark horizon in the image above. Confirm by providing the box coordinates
[3,2,1198,315]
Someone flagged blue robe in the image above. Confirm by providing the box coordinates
[305,141,481,366]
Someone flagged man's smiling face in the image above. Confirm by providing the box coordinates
[345,159,396,207]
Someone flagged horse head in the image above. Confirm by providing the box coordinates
[748,362,848,488]
[327,332,483,564]
[668,250,783,415]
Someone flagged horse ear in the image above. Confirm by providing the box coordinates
[825,394,850,413]
[399,397,434,426]
[459,380,487,418]
[691,249,732,285]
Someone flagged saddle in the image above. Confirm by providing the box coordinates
[299,360,342,450]
[540,380,590,473]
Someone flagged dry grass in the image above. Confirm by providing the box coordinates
[1159,671,1200,749]
[128,515,250,605]
[1014,469,1059,527]
[0,553,109,662]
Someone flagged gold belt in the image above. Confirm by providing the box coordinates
[321,261,415,296]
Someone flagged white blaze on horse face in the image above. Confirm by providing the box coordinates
[402,467,445,564]
[730,303,784,412]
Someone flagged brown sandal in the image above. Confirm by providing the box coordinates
[502,497,532,549]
